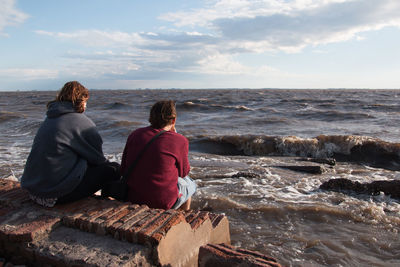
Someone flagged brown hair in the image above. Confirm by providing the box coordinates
[48,81,89,113]
[149,100,176,129]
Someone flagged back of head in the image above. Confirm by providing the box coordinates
[49,81,89,113]
[149,100,176,129]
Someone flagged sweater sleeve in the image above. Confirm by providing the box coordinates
[120,136,130,175]
[177,136,190,178]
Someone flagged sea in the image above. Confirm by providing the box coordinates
[1,89,400,266]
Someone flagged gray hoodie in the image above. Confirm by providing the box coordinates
[21,101,106,198]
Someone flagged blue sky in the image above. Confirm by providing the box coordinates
[0,0,400,90]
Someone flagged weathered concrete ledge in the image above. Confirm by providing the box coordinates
[0,179,282,266]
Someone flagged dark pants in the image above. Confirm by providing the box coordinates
[57,161,120,204]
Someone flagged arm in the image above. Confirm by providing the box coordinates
[68,114,107,165]
[120,142,129,175]
[73,125,107,165]
[177,136,190,178]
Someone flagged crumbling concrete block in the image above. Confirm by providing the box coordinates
[0,207,60,242]
[30,226,151,267]
[0,179,232,267]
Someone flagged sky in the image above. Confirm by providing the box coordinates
[0,0,400,91]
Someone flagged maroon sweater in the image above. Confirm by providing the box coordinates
[121,126,190,209]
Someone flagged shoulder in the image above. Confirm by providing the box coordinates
[52,113,98,140]
[164,131,189,145]
[64,112,96,127]
[129,126,150,137]
[126,126,149,143]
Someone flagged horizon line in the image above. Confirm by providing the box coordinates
[1,87,400,92]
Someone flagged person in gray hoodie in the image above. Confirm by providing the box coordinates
[21,81,120,207]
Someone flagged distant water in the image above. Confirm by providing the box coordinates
[1,89,400,266]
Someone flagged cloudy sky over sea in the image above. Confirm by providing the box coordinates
[1,0,400,90]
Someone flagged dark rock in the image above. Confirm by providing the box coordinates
[333,141,400,171]
[320,178,400,200]
[300,158,336,166]
[232,172,260,178]
[369,180,400,199]
[189,139,244,156]
[194,172,260,180]
[320,178,369,194]
[277,165,327,174]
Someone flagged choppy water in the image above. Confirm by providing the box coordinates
[1,89,400,266]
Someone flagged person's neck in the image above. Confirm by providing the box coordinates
[162,123,176,132]
[163,124,173,131]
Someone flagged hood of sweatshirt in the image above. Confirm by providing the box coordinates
[46,101,77,118]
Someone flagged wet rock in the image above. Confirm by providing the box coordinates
[333,141,400,171]
[189,139,244,156]
[232,172,260,178]
[320,178,400,200]
[197,172,261,179]
[277,165,327,174]
[369,180,400,199]
[300,157,336,166]
[320,178,369,194]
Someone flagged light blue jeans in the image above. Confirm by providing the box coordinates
[171,176,196,209]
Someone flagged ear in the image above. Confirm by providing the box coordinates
[171,118,176,125]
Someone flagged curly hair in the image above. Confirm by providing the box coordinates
[48,81,89,113]
[149,100,176,129]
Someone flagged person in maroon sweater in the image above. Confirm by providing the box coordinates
[121,100,196,210]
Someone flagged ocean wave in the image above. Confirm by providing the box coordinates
[103,102,133,110]
[247,117,288,125]
[31,100,49,106]
[178,101,253,112]
[0,111,26,123]
[105,120,142,128]
[364,104,400,112]
[316,103,337,108]
[96,120,143,137]
[190,134,400,170]
[296,110,374,121]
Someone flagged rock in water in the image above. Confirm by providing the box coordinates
[320,178,400,200]
[278,165,327,174]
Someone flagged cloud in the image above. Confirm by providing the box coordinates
[161,0,400,52]
[197,53,250,74]
[0,0,29,36]
[0,68,58,80]
[160,0,350,27]
[61,51,140,78]
[30,0,400,86]
[35,30,146,47]
[35,29,222,75]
